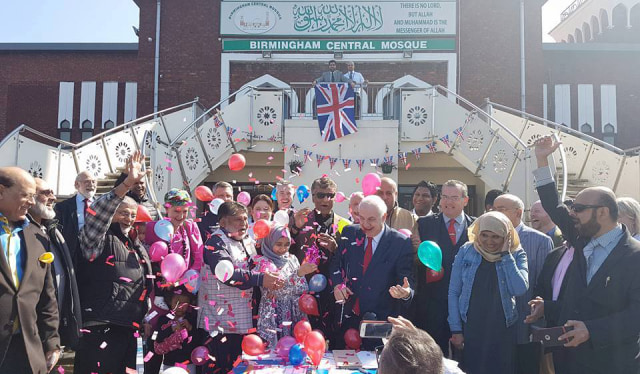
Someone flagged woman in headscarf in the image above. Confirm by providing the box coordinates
[146,188,204,271]
[256,225,317,348]
[448,211,529,374]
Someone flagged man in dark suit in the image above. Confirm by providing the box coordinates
[330,195,414,349]
[526,136,640,374]
[0,167,60,373]
[54,170,97,266]
[411,179,475,355]
[28,177,82,350]
[197,181,233,241]
[312,60,354,86]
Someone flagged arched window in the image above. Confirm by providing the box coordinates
[603,124,615,145]
[591,16,600,39]
[81,120,93,141]
[103,120,115,129]
[59,119,71,142]
[575,29,583,43]
[581,123,593,133]
[600,9,610,29]
[568,34,575,43]
[612,4,627,28]
[631,5,640,42]
[582,23,591,41]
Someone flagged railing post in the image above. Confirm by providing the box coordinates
[612,155,627,192]
[158,114,171,144]
[474,133,500,175]
[101,137,114,174]
[577,141,594,180]
[14,132,20,166]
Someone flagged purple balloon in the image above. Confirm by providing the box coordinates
[161,253,187,283]
[191,345,209,366]
[275,335,297,360]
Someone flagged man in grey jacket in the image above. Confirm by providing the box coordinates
[312,60,354,87]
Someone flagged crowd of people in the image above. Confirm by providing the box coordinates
[0,135,639,374]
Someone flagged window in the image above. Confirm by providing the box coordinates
[580,124,593,133]
[601,85,617,134]
[124,82,138,122]
[603,124,615,145]
[80,81,96,131]
[81,119,93,141]
[59,119,71,142]
[578,84,594,132]
[58,82,74,129]
[554,84,571,126]
[102,82,118,128]
[104,120,115,129]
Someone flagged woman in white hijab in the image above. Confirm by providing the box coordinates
[448,211,529,374]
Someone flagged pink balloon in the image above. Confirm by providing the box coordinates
[335,191,346,203]
[275,336,297,359]
[149,241,168,262]
[361,173,381,196]
[398,228,412,238]
[191,346,210,366]
[161,253,187,283]
[237,191,251,206]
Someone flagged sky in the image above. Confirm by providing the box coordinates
[0,0,572,43]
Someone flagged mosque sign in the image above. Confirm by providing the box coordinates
[220,1,457,36]
[222,38,456,51]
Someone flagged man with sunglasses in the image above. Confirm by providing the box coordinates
[525,136,640,374]
[27,178,82,351]
[289,177,350,346]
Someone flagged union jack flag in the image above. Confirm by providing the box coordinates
[356,159,366,171]
[214,114,224,128]
[453,127,464,140]
[440,134,451,148]
[398,152,408,165]
[303,150,313,163]
[329,157,338,169]
[342,159,352,169]
[315,83,358,142]
[412,148,422,160]
[427,142,438,153]
[369,158,380,167]
[227,128,237,138]
[383,156,393,164]
[316,154,326,167]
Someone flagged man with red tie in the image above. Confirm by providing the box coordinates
[411,180,475,356]
[330,195,414,349]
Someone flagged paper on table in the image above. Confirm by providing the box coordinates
[357,351,378,369]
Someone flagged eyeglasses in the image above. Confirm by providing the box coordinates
[570,204,604,213]
[314,192,336,199]
[441,195,463,201]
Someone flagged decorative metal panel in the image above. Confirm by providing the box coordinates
[582,144,624,188]
[400,91,432,140]
[252,91,283,142]
[614,155,640,200]
[103,128,137,171]
[74,140,110,179]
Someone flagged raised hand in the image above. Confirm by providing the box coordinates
[534,135,561,165]
[124,150,147,185]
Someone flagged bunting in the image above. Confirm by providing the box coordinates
[213,114,224,128]
[342,159,352,170]
[356,159,366,171]
[329,157,338,169]
[453,127,464,140]
[412,148,422,160]
[398,152,408,165]
[303,150,313,163]
[227,128,237,138]
[316,154,326,167]
[439,134,451,148]
[369,158,379,167]
[290,143,300,154]
[427,142,438,154]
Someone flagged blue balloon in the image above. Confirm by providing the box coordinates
[154,219,175,242]
[271,188,277,201]
[288,343,306,365]
[308,274,327,293]
[182,269,200,294]
[296,185,310,204]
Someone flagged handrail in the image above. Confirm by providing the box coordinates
[169,86,256,147]
[2,98,199,150]
[486,100,627,155]
[430,85,528,149]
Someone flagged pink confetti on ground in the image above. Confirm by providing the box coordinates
[99,341,107,349]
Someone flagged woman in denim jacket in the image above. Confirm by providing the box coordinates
[448,211,529,374]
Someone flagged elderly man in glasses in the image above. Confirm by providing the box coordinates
[525,135,640,374]
[289,177,350,348]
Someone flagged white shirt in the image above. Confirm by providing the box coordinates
[412,208,433,218]
[76,193,93,230]
[366,226,386,256]
[443,212,466,244]
[344,71,366,86]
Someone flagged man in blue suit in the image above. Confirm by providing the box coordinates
[411,180,475,356]
[330,195,414,349]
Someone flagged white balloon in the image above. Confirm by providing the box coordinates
[273,210,289,226]
[209,198,225,215]
[214,260,234,282]
[163,368,188,374]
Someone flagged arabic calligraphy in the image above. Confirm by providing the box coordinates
[293,4,384,34]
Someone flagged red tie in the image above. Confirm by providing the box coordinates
[354,237,373,316]
[448,219,457,245]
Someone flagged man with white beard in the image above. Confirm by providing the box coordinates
[55,171,97,266]
[28,178,82,350]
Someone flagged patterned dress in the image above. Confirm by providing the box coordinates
[255,254,309,348]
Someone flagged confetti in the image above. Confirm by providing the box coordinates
[143,352,154,362]
[57,366,64,374]
[99,341,108,349]
[119,277,132,283]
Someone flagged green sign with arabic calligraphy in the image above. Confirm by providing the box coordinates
[220,1,457,36]
[222,38,456,51]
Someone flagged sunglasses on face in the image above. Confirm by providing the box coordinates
[570,204,604,213]
[314,192,336,199]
